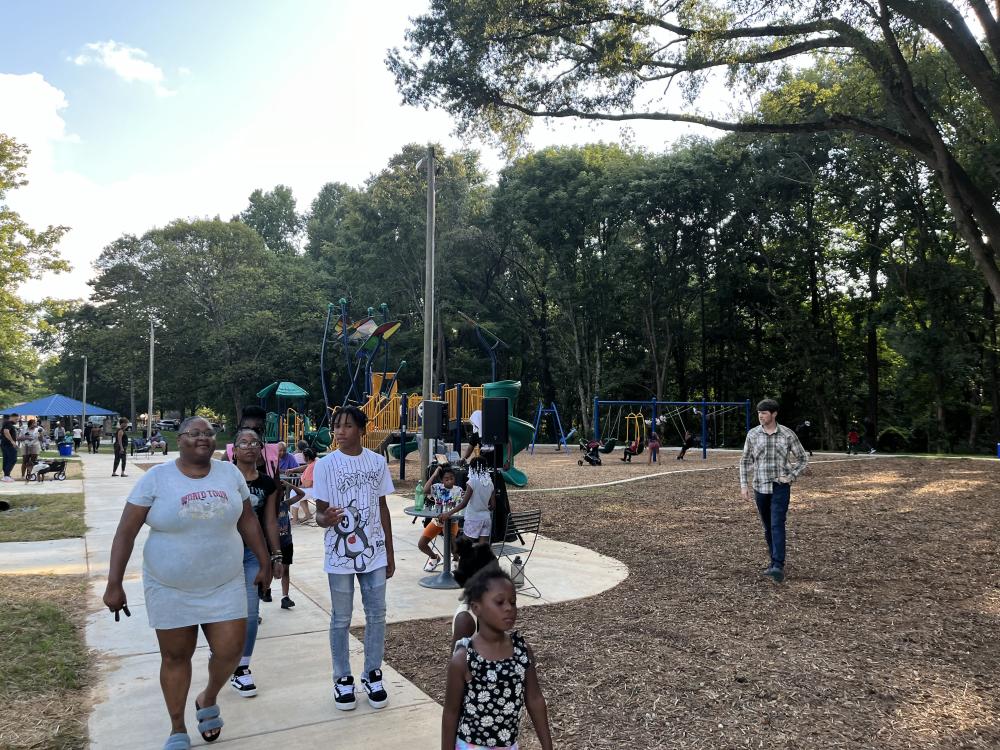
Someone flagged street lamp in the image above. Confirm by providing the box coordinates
[417,145,436,479]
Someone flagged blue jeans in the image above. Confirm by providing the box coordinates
[754,482,791,568]
[241,546,261,659]
[327,567,386,681]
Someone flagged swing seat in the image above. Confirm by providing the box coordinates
[598,438,617,454]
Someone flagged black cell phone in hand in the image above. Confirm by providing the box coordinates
[257,584,272,602]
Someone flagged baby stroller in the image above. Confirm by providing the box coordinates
[30,459,67,482]
[578,437,618,466]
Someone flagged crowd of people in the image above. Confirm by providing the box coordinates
[89,390,844,749]
[101,404,553,750]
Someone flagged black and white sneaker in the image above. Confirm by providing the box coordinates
[334,676,356,711]
[361,669,389,709]
[229,665,257,697]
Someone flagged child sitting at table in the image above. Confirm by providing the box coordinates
[419,465,462,572]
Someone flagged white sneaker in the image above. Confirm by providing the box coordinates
[423,557,441,572]
[229,665,257,697]
[334,676,356,710]
[1,476,13,483]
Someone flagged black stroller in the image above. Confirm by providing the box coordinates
[577,438,618,466]
[31,459,67,482]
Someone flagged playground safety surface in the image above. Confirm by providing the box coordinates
[381,456,1000,749]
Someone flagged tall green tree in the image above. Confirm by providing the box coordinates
[389,1,1000,304]
[0,133,69,403]
[239,184,303,254]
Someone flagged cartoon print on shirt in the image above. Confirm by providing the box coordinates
[331,499,375,571]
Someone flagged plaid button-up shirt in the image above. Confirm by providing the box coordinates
[739,423,808,493]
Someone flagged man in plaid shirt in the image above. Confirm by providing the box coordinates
[739,399,808,583]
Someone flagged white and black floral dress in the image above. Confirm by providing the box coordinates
[454,632,530,749]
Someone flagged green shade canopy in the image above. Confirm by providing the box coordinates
[256,381,309,399]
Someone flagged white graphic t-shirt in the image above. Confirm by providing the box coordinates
[312,448,395,575]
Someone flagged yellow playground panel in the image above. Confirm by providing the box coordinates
[370,372,399,400]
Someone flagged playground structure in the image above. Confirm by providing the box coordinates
[529,401,573,453]
[593,398,752,460]
[256,381,332,451]
[351,379,534,486]
[315,298,535,485]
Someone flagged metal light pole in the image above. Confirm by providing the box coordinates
[147,320,154,441]
[80,356,88,430]
[419,145,436,479]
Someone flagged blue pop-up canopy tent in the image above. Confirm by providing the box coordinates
[0,394,118,418]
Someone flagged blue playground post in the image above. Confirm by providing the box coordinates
[529,401,569,453]
[701,399,708,460]
[746,399,752,432]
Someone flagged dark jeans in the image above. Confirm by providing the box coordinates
[2,443,16,477]
[113,449,126,474]
[754,482,791,569]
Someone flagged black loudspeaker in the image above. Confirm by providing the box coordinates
[482,397,509,445]
[422,400,447,439]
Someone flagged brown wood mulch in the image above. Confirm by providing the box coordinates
[381,457,1000,749]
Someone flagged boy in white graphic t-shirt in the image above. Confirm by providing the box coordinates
[312,406,395,713]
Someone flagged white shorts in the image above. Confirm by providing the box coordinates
[462,517,492,539]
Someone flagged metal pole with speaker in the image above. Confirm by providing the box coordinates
[481,397,509,469]
[421,400,448,477]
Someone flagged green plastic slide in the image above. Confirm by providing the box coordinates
[482,380,532,487]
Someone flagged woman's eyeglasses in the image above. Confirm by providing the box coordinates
[180,430,216,439]
[235,440,262,449]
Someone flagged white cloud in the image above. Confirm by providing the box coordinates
[71,40,175,97]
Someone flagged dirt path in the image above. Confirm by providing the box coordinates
[382,457,1000,749]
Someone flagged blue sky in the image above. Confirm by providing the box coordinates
[1,2,701,300]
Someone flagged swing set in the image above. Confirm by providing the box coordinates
[593,397,752,460]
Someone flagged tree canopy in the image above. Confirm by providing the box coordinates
[388,0,1000,303]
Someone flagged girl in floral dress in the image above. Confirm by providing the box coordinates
[442,566,553,750]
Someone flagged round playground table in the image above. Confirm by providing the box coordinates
[404,505,462,589]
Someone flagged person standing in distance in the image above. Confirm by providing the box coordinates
[739,399,808,583]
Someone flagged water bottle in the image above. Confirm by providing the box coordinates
[511,556,525,588]
[414,482,425,510]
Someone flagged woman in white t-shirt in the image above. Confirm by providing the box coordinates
[102,417,272,747]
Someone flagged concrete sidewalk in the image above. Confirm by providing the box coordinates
[81,451,628,749]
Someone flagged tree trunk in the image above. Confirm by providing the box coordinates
[986,288,1000,445]
[865,203,884,435]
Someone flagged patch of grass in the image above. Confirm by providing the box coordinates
[0,493,86,542]
[0,574,90,749]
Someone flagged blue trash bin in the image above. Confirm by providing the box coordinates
[58,442,73,457]
[996,442,1000,458]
